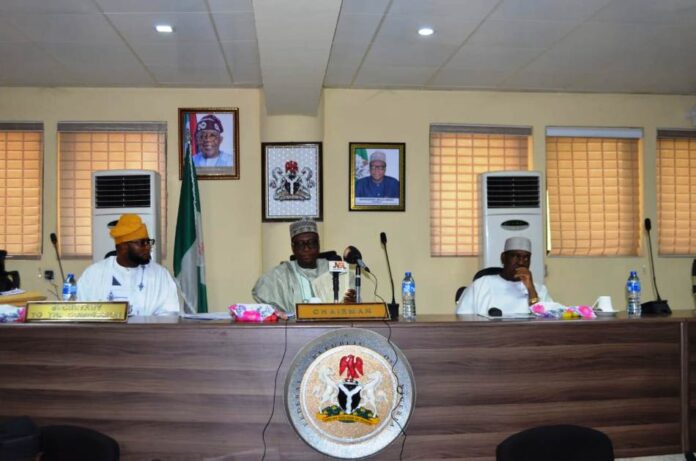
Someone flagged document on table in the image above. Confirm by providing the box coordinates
[477,313,534,320]
[181,312,231,320]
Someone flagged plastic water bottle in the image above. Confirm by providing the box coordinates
[62,273,77,301]
[626,271,641,316]
[402,272,416,321]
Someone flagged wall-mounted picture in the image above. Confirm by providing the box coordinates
[262,142,323,222]
[178,108,240,180]
[349,142,405,211]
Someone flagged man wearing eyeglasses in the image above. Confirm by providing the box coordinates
[252,218,355,316]
[355,151,400,199]
[77,214,180,317]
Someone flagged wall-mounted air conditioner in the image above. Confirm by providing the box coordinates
[480,171,544,280]
[92,170,161,263]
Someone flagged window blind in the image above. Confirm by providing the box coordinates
[430,126,531,256]
[0,123,43,257]
[546,135,640,256]
[657,129,696,255]
[58,124,166,257]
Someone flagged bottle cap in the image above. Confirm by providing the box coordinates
[630,270,637,276]
[405,271,411,277]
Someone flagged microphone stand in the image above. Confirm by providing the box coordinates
[355,266,362,303]
[641,219,671,315]
[332,272,340,303]
[381,236,399,321]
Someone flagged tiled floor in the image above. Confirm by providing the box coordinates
[618,456,689,461]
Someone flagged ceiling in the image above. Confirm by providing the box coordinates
[1,0,696,115]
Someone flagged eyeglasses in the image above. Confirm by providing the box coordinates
[370,165,386,170]
[129,239,156,247]
[292,239,319,250]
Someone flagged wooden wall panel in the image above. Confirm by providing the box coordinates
[0,314,693,460]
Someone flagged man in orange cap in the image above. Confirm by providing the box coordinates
[77,214,180,317]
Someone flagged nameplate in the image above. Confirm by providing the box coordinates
[25,302,128,322]
[295,303,389,322]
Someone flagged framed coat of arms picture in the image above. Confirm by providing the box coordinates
[262,142,323,222]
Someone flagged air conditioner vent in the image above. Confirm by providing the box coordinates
[94,174,152,208]
[485,176,540,208]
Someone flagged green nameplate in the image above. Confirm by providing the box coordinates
[25,302,128,322]
[296,302,388,321]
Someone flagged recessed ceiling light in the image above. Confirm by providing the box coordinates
[155,24,173,33]
[418,27,434,36]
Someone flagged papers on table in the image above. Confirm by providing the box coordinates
[0,288,25,296]
[477,312,534,321]
[181,312,232,320]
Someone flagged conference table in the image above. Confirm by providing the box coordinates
[1,312,695,460]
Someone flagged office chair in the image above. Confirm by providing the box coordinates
[0,249,21,291]
[0,416,40,460]
[289,250,338,261]
[455,267,504,303]
[40,425,120,461]
[496,424,614,461]
[474,266,503,281]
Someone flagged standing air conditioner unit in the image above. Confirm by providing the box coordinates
[92,170,161,263]
[480,171,544,280]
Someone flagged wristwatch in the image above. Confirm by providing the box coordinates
[528,297,539,305]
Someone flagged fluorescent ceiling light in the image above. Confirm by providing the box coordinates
[418,27,434,36]
[155,24,173,33]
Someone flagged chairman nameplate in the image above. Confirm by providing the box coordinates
[25,302,128,322]
[296,302,388,321]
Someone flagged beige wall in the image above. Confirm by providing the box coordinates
[2,87,696,313]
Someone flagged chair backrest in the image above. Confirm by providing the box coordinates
[496,424,614,461]
[473,266,503,281]
[40,425,119,461]
[456,267,503,303]
[0,416,40,461]
[455,286,466,303]
[289,250,338,261]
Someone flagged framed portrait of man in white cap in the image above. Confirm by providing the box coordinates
[178,107,240,180]
[349,142,405,211]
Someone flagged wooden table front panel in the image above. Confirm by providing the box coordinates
[0,316,688,460]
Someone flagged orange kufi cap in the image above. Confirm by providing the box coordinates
[110,214,149,244]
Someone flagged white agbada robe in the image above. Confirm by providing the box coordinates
[455,274,552,316]
[77,256,180,317]
[251,259,349,315]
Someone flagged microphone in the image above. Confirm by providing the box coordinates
[50,233,66,283]
[641,218,671,315]
[343,246,370,273]
[380,232,399,321]
[327,254,346,303]
[343,246,369,303]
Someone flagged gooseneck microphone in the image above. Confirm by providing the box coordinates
[343,246,369,303]
[50,232,66,283]
[642,218,671,315]
[343,246,370,273]
[380,232,399,320]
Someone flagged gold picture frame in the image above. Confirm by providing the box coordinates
[349,142,405,211]
[178,107,240,180]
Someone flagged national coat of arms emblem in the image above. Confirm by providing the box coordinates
[285,328,415,459]
[269,159,316,201]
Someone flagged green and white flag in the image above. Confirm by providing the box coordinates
[174,113,208,313]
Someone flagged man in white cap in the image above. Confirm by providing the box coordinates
[355,151,400,198]
[192,114,233,167]
[455,236,552,316]
[252,218,355,316]
[77,214,180,317]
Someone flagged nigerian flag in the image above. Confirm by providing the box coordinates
[174,113,208,313]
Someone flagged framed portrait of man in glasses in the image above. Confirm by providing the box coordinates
[349,142,405,211]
